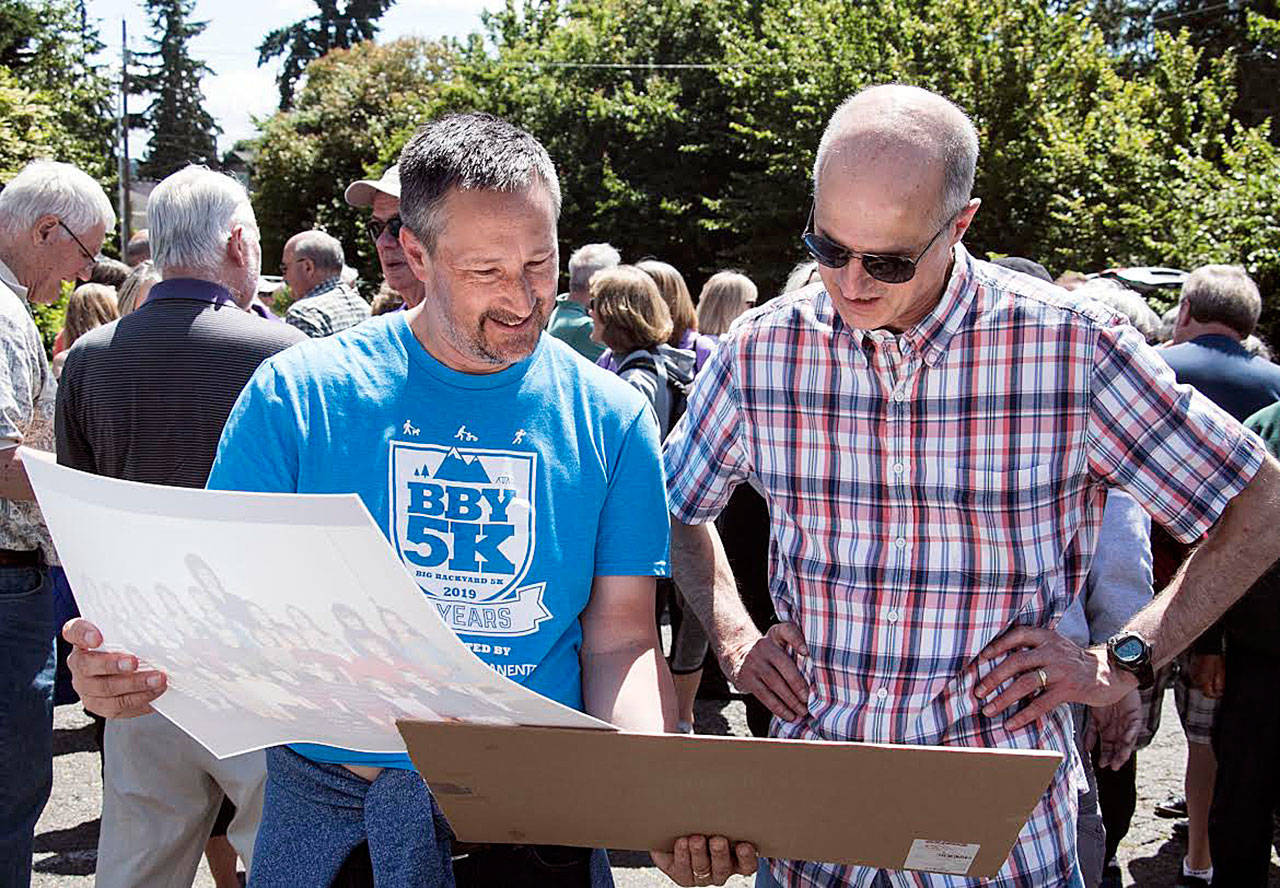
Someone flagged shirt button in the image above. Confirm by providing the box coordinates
[895,537,907,549]
[892,462,905,474]
[892,390,907,401]
[887,610,899,623]
[876,688,889,700]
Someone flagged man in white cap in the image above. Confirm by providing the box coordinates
[344,165,425,309]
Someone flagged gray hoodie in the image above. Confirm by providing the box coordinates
[1059,491,1154,647]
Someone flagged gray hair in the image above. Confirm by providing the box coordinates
[1075,279,1163,344]
[782,260,820,295]
[1243,335,1273,361]
[398,112,561,252]
[1180,264,1262,338]
[813,84,979,225]
[568,243,621,292]
[289,229,345,274]
[148,165,257,274]
[0,160,115,239]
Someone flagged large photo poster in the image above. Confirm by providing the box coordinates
[25,452,611,760]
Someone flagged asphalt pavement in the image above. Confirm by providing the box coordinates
[31,693,1280,886]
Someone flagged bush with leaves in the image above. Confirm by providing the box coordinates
[250,37,455,287]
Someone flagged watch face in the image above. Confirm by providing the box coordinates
[1114,636,1146,663]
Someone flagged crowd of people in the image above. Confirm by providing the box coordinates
[0,82,1278,888]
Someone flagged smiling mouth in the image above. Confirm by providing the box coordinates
[489,314,533,329]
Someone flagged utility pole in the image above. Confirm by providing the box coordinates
[117,19,132,255]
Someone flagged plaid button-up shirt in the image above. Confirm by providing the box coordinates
[285,276,371,338]
[664,246,1265,888]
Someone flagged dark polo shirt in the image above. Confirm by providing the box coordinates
[55,278,305,486]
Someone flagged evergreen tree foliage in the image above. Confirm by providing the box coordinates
[257,0,397,110]
[134,0,220,180]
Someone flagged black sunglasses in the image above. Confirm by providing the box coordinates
[366,215,404,244]
[57,218,95,263]
[802,205,951,284]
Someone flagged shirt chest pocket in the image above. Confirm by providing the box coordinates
[932,463,1061,587]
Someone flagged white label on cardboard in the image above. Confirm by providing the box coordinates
[903,839,980,875]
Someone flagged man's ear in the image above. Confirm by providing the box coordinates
[33,214,59,245]
[399,225,431,283]
[951,198,982,244]
[227,225,248,268]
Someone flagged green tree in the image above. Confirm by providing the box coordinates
[134,0,220,179]
[258,0,397,110]
[250,37,455,284]
[0,0,115,180]
[426,0,1280,325]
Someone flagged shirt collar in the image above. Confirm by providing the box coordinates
[822,243,977,368]
[145,278,238,306]
[904,243,978,367]
[0,257,28,301]
[1188,333,1250,356]
[301,276,343,301]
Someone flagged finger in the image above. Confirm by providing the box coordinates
[687,835,712,884]
[978,627,1050,662]
[85,670,166,700]
[1004,689,1065,731]
[734,842,759,876]
[68,648,142,679]
[976,649,1043,698]
[707,836,733,883]
[62,617,103,650]
[981,672,1044,717]
[653,836,692,885]
[1083,720,1099,754]
[754,657,807,719]
[745,683,799,723]
[82,681,165,719]
[770,621,810,658]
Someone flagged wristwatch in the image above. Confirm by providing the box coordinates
[1105,631,1155,691]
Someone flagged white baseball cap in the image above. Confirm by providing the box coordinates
[344,165,400,207]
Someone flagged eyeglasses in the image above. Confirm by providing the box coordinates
[57,219,95,263]
[366,215,404,244]
[802,205,951,284]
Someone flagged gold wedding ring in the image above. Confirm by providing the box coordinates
[1036,667,1049,691]
[693,870,712,883]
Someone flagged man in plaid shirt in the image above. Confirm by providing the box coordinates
[281,229,371,338]
[666,84,1280,888]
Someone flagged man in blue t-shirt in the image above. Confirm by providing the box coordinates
[64,113,755,888]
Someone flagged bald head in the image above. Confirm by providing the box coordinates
[813,84,979,225]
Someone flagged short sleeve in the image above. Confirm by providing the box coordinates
[1087,322,1266,543]
[285,305,324,339]
[0,316,35,446]
[206,362,303,494]
[663,339,751,524]
[592,408,670,577]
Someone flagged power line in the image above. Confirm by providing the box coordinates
[1149,1,1238,25]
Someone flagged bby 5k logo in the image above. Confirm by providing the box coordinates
[390,441,549,637]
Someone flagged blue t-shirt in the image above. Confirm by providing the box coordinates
[207,313,670,769]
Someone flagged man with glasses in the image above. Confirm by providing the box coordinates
[280,229,370,337]
[666,84,1280,887]
[345,165,426,310]
[0,159,113,888]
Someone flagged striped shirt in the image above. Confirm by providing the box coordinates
[664,245,1265,888]
[55,278,305,487]
[284,276,371,338]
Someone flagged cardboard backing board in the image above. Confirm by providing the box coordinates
[398,721,1062,878]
